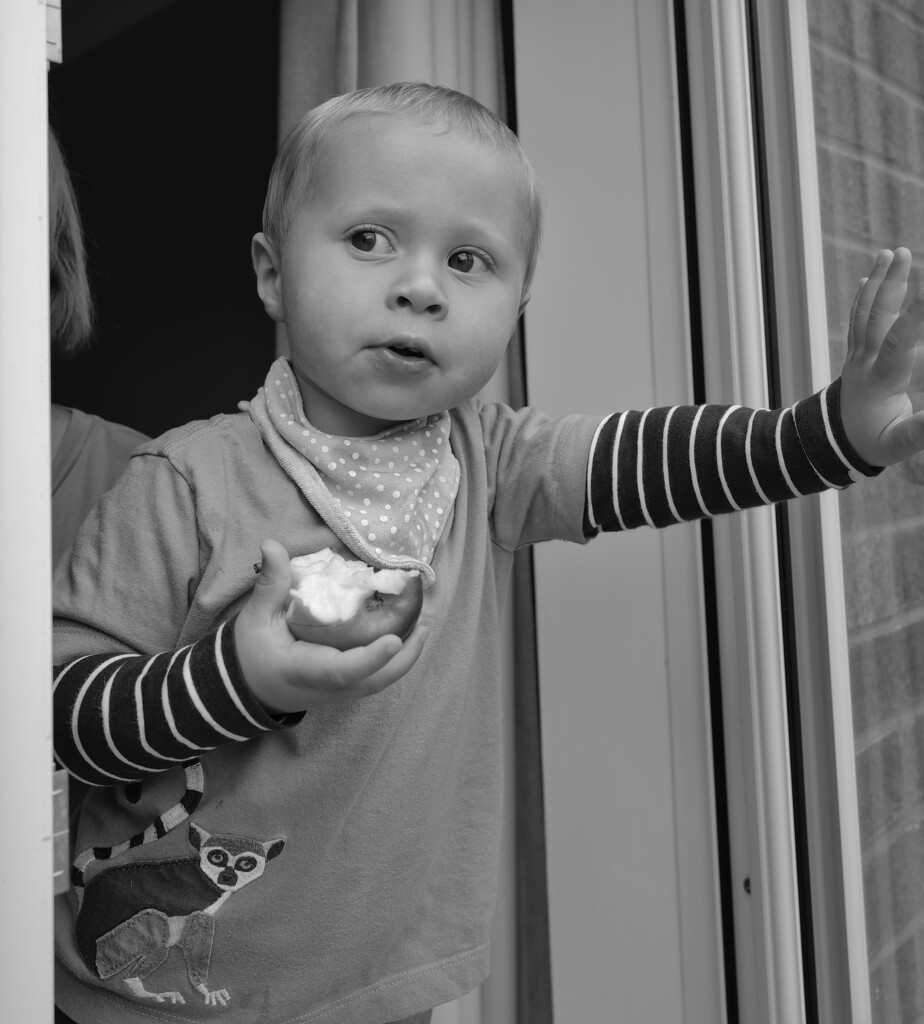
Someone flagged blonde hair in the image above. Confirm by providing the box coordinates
[49,130,93,355]
[262,82,543,288]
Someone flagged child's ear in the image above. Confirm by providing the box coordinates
[252,232,285,322]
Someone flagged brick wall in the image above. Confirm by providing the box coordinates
[808,2,924,1021]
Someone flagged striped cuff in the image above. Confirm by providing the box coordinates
[53,617,295,787]
[792,378,883,486]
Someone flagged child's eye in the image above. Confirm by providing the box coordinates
[349,228,392,255]
[448,249,491,274]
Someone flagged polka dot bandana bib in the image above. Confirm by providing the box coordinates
[245,359,459,586]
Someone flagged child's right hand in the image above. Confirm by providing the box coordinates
[839,247,924,466]
[233,540,429,713]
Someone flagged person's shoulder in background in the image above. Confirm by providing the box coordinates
[51,403,150,567]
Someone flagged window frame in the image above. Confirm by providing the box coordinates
[513,1,727,1020]
[746,1,873,1021]
[0,0,56,1018]
[683,0,873,1021]
[678,0,848,1021]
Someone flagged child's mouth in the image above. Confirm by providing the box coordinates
[374,343,434,376]
[388,343,427,360]
[382,336,432,362]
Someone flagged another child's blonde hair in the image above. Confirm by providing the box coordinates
[49,129,93,355]
[262,82,543,289]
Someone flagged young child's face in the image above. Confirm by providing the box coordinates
[254,115,531,436]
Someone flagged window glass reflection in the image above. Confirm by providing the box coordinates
[808,3,924,1020]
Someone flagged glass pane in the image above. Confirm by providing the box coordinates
[807,3,924,1022]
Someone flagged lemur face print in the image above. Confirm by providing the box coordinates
[70,762,286,1009]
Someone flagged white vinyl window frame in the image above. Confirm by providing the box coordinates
[514,1,726,1021]
[681,0,816,1022]
[684,1,872,1022]
[0,0,56,1020]
[746,2,872,1023]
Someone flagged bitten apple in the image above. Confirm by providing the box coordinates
[285,548,423,651]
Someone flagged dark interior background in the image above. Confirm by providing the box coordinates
[49,0,280,439]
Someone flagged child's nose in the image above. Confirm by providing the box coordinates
[388,263,447,318]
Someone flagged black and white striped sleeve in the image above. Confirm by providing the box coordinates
[53,617,299,787]
[585,379,882,532]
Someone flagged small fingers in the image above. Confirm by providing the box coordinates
[873,246,911,320]
[883,410,924,466]
[309,634,404,688]
[243,539,293,621]
[852,250,892,356]
[300,624,429,698]
[906,287,924,324]
[846,278,867,357]
[253,539,291,586]
[855,249,911,357]
[874,287,924,383]
[355,624,430,695]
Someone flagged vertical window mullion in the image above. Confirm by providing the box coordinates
[744,1,824,1020]
[746,2,912,1022]
[681,1,810,1021]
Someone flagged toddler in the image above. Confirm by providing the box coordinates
[53,83,924,1024]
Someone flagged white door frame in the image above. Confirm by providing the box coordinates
[0,1,55,1020]
[514,1,726,1020]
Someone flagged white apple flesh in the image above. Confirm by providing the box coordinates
[285,548,423,651]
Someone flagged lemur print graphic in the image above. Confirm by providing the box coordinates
[72,762,286,1009]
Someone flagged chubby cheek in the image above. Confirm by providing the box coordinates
[281,250,359,323]
[464,308,518,374]
[283,278,340,332]
[283,290,361,369]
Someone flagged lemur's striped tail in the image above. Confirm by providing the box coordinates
[71,760,204,906]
